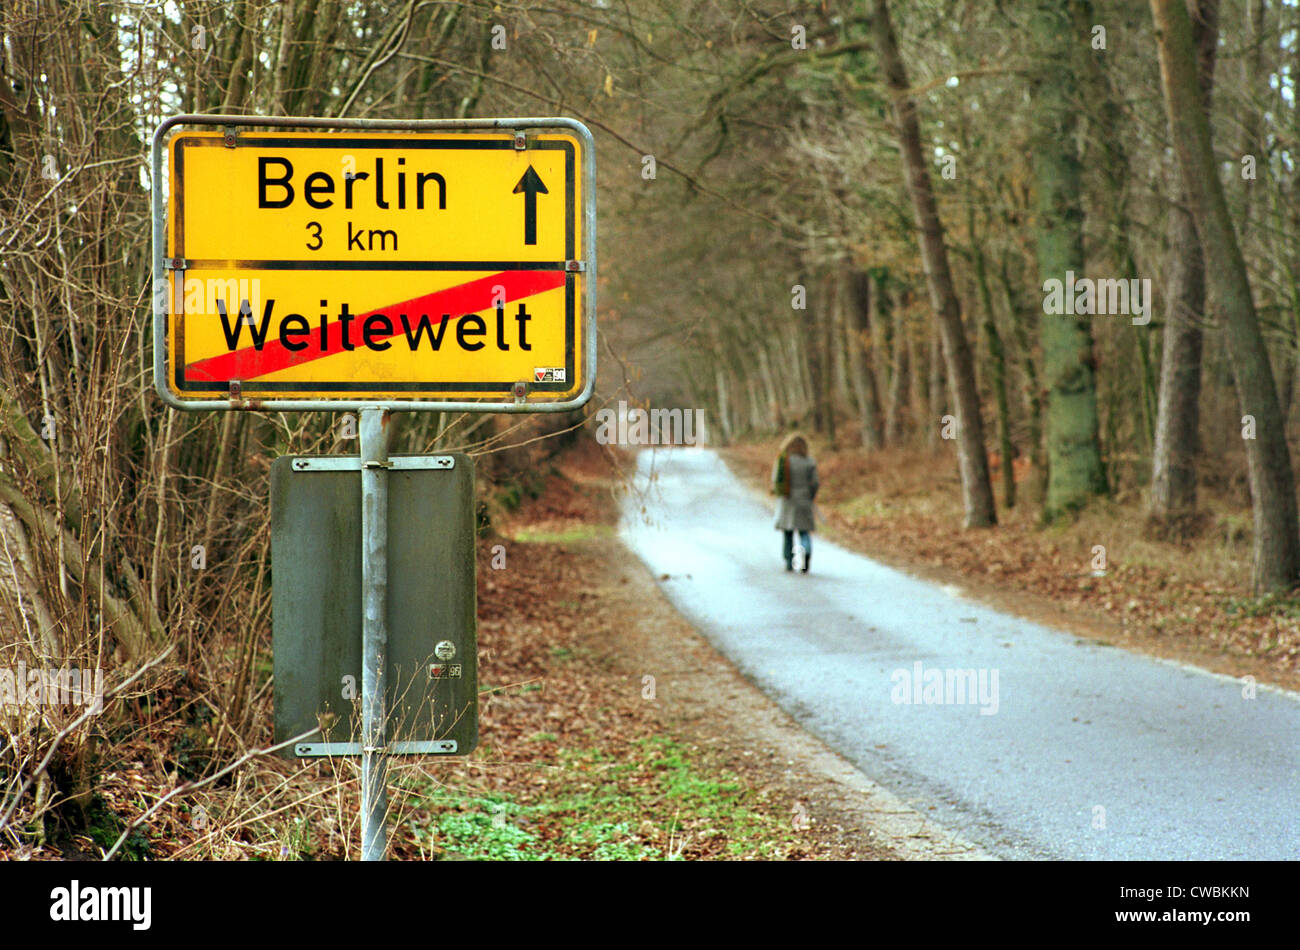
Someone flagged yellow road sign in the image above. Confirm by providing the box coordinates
[152,119,594,410]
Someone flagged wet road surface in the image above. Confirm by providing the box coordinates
[619,448,1300,859]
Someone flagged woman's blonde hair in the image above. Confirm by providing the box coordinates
[779,432,808,457]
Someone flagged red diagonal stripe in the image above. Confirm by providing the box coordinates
[185,269,566,382]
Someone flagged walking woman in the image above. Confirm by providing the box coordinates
[771,433,819,573]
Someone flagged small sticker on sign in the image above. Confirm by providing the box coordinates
[428,663,463,680]
[533,367,566,383]
[435,639,456,660]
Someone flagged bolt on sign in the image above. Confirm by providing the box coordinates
[150,117,595,411]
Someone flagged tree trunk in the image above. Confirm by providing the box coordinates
[1152,0,1300,592]
[830,273,853,415]
[1074,0,1157,455]
[821,281,838,447]
[801,285,827,434]
[884,294,911,445]
[1149,0,1219,528]
[908,328,925,446]
[1031,0,1108,520]
[872,0,996,527]
[1238,0,1266,233]
[714,361,733,444]
[756,345,780,430]
[928,323,945,451]
[845,270,885,449]
[871,275,894,426]
[971,207,1016,508]
[786,320,813,420]
[1278,347,1296,423]
[999,255,1045,494]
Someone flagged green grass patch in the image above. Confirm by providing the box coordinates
[495,474,547,513]
[398,737,797,860]
[511,524,613,544]
[1222,591,1300,620]
[76,795,152,860]
[480,681,543,696]
[838,494,903,521]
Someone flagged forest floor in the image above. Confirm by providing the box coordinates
[726,438,1300,696]
[13,435,989,861]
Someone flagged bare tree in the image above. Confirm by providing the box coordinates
[871,0,996,527]
[1152,0,1300,592]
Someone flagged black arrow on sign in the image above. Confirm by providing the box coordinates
[513,165,548,245]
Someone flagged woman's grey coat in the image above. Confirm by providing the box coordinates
[774,453,819,532]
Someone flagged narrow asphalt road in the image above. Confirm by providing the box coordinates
[618,447,1300,860]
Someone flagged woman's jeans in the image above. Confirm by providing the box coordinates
[782,530,811,567]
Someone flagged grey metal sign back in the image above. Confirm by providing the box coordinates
[271,454,478,757]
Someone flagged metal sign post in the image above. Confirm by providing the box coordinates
[151,113,596,862]
[359,408,390,861]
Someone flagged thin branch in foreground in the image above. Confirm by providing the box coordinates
[103,726,322,861]
[0,646,177,831]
